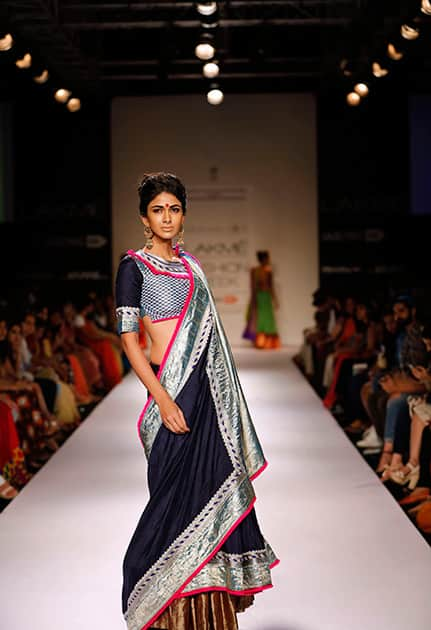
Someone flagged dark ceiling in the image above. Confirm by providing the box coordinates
[1,1,431,104]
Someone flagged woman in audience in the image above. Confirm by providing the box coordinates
[74,296,123,390]
[320,296,357,399]
[323,299,378,410]
[0,290,123,508]
[19,315,80,428]
[378,325,431,489]
[0,398,31,490]
[62,301,105,395]
[373,297,427,476]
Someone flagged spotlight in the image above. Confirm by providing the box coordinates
[67,97,81,112]
[421,1,431,16]
[15,53,32,69]
[203,61,219,78]
[198,2,219,28]
[54,88,71,103]
[0,33,13,52]
[372,61,389,77]
[346,92,361,107]
[207,86,224,105]
[401,24,419,40]
[387,43,403,60]
[195,33,215,60]
[33,68,49,84]
[196,2,217,16]
[354,82,369,97]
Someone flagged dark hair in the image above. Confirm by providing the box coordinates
[138,172,187,217]
[256,250,269,264]
[312,288,328,307]
[393,294,415,309]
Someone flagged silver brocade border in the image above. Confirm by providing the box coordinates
[126,255,270,630]
[125,474,255,630]
[183,541,277,593]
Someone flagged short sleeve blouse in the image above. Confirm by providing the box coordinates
[115,250,191,334]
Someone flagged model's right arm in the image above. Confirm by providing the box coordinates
[115,257,189,434]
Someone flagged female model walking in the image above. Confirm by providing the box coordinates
[243,250,280,349]
[115,173,278,630]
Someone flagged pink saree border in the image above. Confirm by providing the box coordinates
[127,249,189,279]
[139,457,277,629]
[132,250,195,443]
[140,495,280,630]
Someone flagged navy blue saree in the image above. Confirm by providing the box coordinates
[121,251,278,630]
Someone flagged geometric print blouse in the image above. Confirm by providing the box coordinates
[115,249,190,334]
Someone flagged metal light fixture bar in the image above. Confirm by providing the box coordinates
[60,18,351,29]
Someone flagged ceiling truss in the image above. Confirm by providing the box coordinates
[0,1,427,98]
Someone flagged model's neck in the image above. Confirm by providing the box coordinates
[146,239,176,260]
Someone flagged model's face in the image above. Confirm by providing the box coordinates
[141,192,184,242]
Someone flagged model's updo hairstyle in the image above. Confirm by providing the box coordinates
[138,172,187,217]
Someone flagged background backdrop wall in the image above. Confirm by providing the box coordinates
[111,93,318,345]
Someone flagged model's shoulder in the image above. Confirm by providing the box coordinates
[116,252,145,279]
[180,249,202,267]
[118,251,137,269]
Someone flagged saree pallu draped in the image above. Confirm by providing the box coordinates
[122,251,279,630]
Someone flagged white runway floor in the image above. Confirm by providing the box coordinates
[2,348,431,630]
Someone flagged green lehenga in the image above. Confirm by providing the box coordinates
[243,266,280,349]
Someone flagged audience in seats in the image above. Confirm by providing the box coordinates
[0,291,127,510]
[295,290,431,541]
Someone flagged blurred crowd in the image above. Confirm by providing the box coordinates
[294,289,431,541]
[0,291,131,509]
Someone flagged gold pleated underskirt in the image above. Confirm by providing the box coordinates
[150,591,255,629]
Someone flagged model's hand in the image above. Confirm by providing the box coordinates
[156,393,190,434]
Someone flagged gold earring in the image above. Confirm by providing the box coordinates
[177,224,185,247]
[144,225,154,249]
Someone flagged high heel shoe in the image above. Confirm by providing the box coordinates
[390,462,420,490]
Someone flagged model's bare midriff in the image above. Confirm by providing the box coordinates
[144,316,179,365]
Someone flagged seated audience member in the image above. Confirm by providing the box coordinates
[354,297,427,476]
[0,398,31,490]
[344,307,397,435]
[381,324,431,490]
[74,296,123,390]
[62,301,105,395]
[320,296,358,398]
[323,299,379,411]
[0,289,122,506]
[21,314,80,428]
[295,289,342,394]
